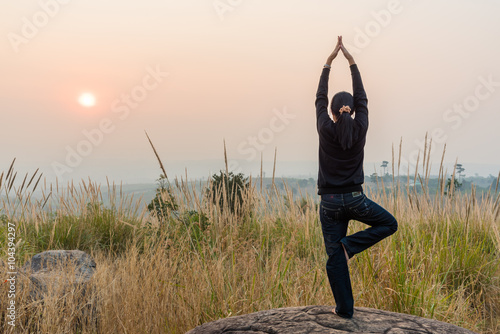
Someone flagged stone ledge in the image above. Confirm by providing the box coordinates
[186,305,477,334]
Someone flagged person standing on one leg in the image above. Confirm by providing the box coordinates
[315,36,398,319]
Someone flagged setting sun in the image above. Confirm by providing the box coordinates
[78,93,96,107]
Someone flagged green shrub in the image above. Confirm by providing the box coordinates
[207,171,248,213]
[147,175,178,220]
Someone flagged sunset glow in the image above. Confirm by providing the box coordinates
[78,93,96,108]
[1,1,500,183]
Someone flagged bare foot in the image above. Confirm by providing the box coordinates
[341,243,349,262]
[332,308,337,315]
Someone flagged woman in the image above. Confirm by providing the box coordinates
[315,36,398,319]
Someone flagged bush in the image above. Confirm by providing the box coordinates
[207,171,248,213]
[179,210,210,243]
[147,175,178,220]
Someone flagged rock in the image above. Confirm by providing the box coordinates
[21,250,96,300]
[186,305,477,334]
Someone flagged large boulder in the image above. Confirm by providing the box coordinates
[21,249,96,300]
[186,305,477,334]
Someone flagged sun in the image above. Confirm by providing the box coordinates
[78,93,96,107]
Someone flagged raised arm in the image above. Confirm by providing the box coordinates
[316,37,342,128]
[315,67,330,125]
[340,39,368,127]
[350,64,368,115]
[340,38,356,67]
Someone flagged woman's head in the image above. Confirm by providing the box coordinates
[331,91,354,119]
[331,91,355,150]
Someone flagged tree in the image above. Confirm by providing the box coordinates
[380,161,389,176]
[207,171,249,213]
[456,164,465,181]
[147,175,178,220]
[445,177,462,196]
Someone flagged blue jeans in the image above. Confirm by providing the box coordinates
[319,191,397,318]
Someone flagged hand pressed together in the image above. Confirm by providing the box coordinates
[326,36,355,67]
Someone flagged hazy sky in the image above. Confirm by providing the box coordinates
[2,0,500,183]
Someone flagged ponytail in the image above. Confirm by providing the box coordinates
[336,112,354,150]
[331,91,355,151]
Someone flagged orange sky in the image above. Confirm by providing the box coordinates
[1,0,500,182]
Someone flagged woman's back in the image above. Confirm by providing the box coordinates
[315,64,369,195]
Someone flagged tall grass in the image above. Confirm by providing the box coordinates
[0,141,499,333]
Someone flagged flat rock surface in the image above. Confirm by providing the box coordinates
[186,306,477,334]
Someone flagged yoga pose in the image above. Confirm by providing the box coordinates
[315,36,398,318]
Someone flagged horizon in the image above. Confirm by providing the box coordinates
[3,157,499,187]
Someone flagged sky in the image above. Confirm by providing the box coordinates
[1,0,500,184]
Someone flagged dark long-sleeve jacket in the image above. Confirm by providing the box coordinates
[315,64,369,194]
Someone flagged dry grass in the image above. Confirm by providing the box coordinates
[0,143,499,333]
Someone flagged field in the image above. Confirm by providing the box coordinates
[1,150,499,333]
